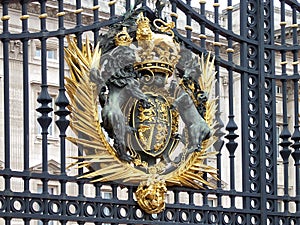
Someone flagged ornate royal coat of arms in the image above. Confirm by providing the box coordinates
[65,11,218,214]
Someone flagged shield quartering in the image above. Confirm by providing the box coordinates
[131,93,172,157]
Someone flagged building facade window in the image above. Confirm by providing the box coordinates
[276,85,282,94]
[35,47,57,61]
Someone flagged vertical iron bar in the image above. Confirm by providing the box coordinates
[21,1,30,225]
[56,0,69,176]
[171,1,177,28]
[290,4,300,220]
[199,1,206,49]
[74,0,84,208]
[240,0,251,223]
[21,0,29,184]
[185,0,192,40]
[35,1,52,224]
[258,0,276,223]
[244,3,261,224]
[257,0,267,223]
[112,184,118,225]
[278,0,292,215]
[212,0,224,209]
[95,183,101,221]
[224,0,238,209]
[240,0,249,191]
[279,79,292,211]
[2,0,10,189]
[173,189,179,204]
[265,0,277,221]
[125,0,131,11]
[257,0,277,223]
[2,1,11,224]
[188,191,194,205]
[55,1,69,224]
[93,0,100,44]
[109,0,116,19]
[37,0,51,190]
[75,0,82,47]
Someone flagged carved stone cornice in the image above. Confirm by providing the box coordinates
[8,0,110,25]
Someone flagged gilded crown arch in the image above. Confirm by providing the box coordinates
[65,12,218,214]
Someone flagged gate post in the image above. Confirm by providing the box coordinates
[241,1,277,224]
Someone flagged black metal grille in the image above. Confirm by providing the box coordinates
[0,0,299,224]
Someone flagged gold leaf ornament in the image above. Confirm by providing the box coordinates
[65,16,218,215]
[136,178,167,214]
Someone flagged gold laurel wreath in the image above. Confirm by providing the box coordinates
[65,37,218,194]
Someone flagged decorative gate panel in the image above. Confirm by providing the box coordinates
[0,0,299,224]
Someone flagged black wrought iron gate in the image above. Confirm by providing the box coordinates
[0,0,299,224]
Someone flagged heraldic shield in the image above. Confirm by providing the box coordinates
[65,8,219,215]
[131,93,173,157]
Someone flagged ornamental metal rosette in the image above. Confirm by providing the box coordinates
[65,13,218,214]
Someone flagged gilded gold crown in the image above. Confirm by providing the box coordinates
[115,27,133,46]
[134,14,180,77]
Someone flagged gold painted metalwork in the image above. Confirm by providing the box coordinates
[170,12,178,18]
[290,24,299,28]
[56,12,66,17]
[20,15,29,20]
[280,61,287,65]
[136,179,167,214]
[92,5,100,10]
[115,27,133,46]
[1,15,10,21]
[171,109,179,135]
[65,15,218,215]
[74,8,84,14]
[280,21,287,26]
[135,13,180,77]
[39,13,47,19]
[133,94,172,157]
[154,123,168,151]
[136,13,153,41]
[199,34,207,39]
[213,42,222,46]
[226,48,234,53]
[108,0,117,6]
[65,37,149,184]
[185,25,193,31]
[153,19,175,37]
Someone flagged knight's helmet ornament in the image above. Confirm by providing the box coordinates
[65,12,217,215]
